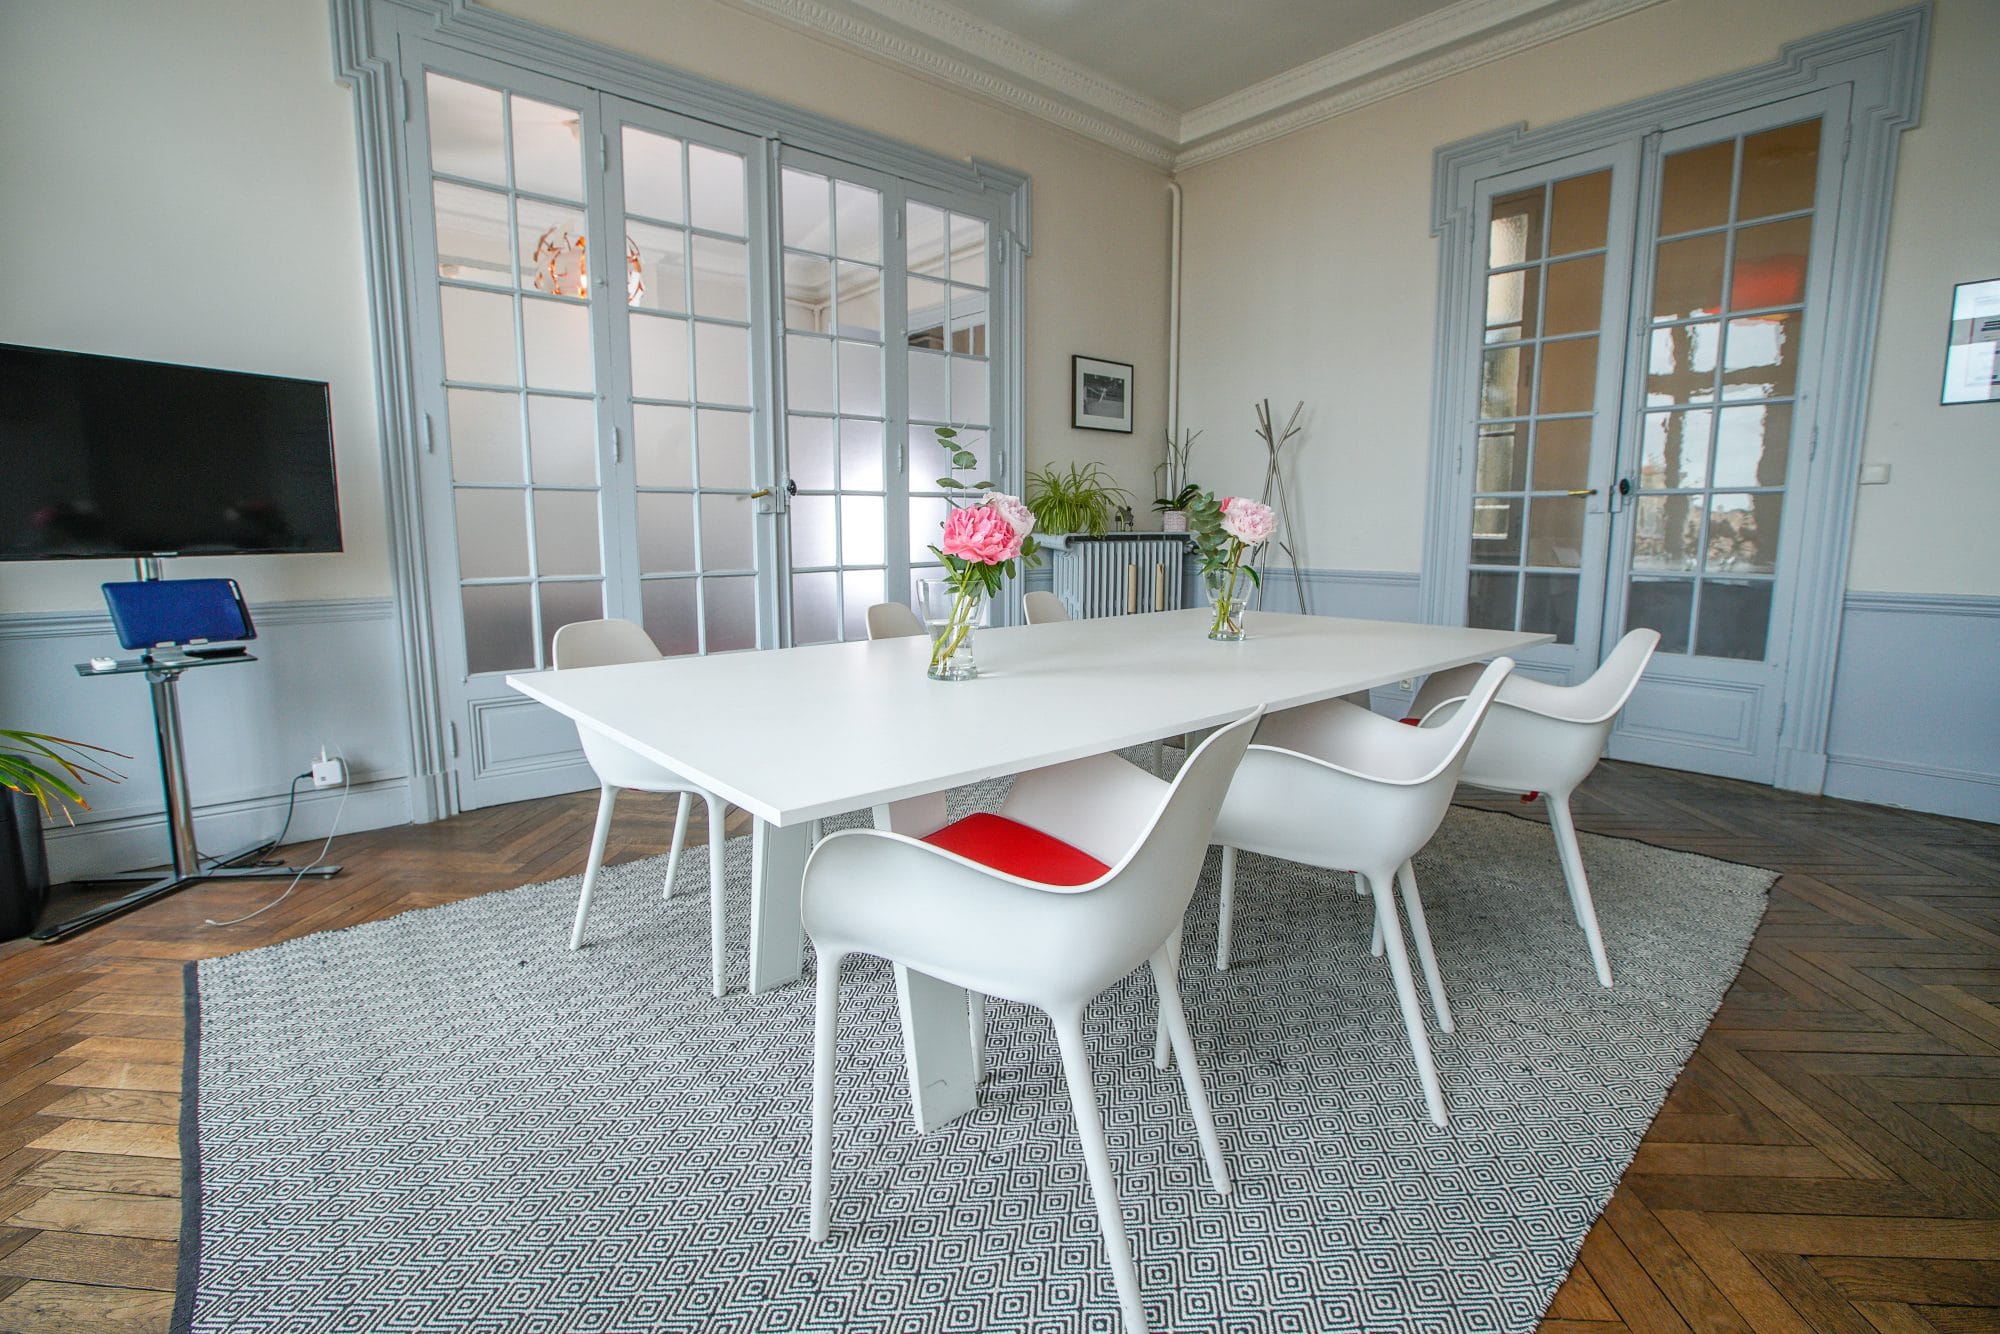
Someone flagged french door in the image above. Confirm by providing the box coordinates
[403,46,1009,809]
[1448,90,1846,782]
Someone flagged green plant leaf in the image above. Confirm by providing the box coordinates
[934,426,958,440]
[972,480,995,489]
[951,450,977,469]
[937,477,965,488]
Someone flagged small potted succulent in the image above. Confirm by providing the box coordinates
[2,731,123,941]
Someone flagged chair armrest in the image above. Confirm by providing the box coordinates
[998,752,1168,868]
[1253,699,1449,785]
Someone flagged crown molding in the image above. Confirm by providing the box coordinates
[720,0,1671,175]
[714,0,1179,167]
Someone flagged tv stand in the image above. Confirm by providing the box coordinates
[34,560,339,942]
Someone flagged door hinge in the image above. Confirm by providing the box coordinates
[611,425,622,464]
[891,211,902,239]
[1775,701,1787,738]
[1841,122,1852,163]
[600,133,609,172]
[446,720,460,759]
[399,78,412,125]
[1808,422,1819,460]
[422,412,436,455]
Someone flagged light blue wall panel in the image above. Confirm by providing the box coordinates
[0,599,414,882]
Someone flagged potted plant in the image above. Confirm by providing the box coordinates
[1024,461,1130,536]
[1,731,123,941]
[1153,483,1202,533]
[1153,428,1202,532]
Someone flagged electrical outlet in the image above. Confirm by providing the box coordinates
[311,756,346,788]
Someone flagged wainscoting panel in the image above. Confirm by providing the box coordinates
[0,598,414,882]
[1823,592,2000,823]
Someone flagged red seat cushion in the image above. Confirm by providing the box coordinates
[921,812,1110,886]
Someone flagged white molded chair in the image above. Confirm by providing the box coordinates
[864,600,923,640]
[805,711,1263,1334]
[1210,659,1516,1127]
[551,619,731,996]
[1023,589,1070,624]
[1404,627,1660,987]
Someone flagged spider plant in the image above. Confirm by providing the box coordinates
[1025,461,1130,536]
[1,730,125,822]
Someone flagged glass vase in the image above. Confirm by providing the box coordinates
[917,578,989,681]
[1204,567,1252,642]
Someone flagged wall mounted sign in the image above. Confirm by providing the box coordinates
[1942,277,2000,405]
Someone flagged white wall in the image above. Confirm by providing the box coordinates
[1174,0,2000,597]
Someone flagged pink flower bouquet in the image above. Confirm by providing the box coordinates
[1189,493,1276,640]
[922,428,1041,679]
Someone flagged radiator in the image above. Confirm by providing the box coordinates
[1046,535,1191,619]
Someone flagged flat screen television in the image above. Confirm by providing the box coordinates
[0,343,342,560]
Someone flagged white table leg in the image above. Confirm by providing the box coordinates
[749,819,811,993]
[894,963,980,1133]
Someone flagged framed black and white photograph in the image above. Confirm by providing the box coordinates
[1941,277,2000,405]
[1072,356,1134,432]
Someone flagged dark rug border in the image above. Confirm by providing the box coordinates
[171,960,201,1334]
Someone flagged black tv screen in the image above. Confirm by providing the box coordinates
[0,343,342,560]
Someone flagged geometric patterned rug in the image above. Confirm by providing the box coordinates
[175,773,1773,1333]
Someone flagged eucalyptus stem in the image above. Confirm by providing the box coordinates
[930,576,980,671]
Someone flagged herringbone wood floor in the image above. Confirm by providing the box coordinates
[0,762,1992,1332]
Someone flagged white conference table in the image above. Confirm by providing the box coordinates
[510,608,1547,1128]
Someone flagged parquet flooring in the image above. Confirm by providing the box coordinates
[0,762,1992,1331]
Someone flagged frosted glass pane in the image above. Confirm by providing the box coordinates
[950,357,989,426]
[629,313,690,401]
[838,341,884,418]
[538,580,602,665]
[908,350,949,422]
[1646,321,1720,404]
[1479,345,1532,420]
[842,570,885,640]
[836,262,883,341]
[1695,579,1773,660]
[1738,121,1820,221]
[948,288,988,356]
[622,126,684,224]
[1722,314,1802,399]
[907,202,947,279]
[1730,217,1811,311]
[1705,492,1780,574]
[1547,170,1610,257]
[789,495,837,567]
[1473,423,1526,493]
[510,96,583,202]
[1485,269,1533,341]
[948,213,987,287]
[433,181,510,287]
[694,322,751,406]
[1542,256,1603,337]
[633,404,692,487]
[628,220,688,315]
[1467,570,1517,631]
[1531,417,1591,491]
[636,492,695,573]
[1653,418,1718,487]
[791,571,840,645]
[1537,336,1596,416]
[907,495,949,562]
[455,488,527,578]
[527,395,596,486]
[697,409,752,490]
[1626,578,1693,654]
[688,145,746,237]
[534,489,600,577]
[516,199,589,298]
[1658,141,1732,235]
[691,235,749,321]
[907,277,947,349]
[835,181,881,263]
[1526,497,1585,568]
[1653,233,1726,321]
[425,75,505,185]
[447,388,522,484]
[462,582,533,675]
[781,168,830,252]
[1470,498,1523,565]
[785,253,832,330]
[840,419,884,492]
[441,287,517,386]
[1632,495,1702,571]
[641,578,698,657]
[840,495,884,566]
[787,415,836,490]
[700,494,754,570]
[1712,403,1791,489]
[703,576,757,652]
[522,298,593,392]
[786,335,835,413]
[1521,573,1579,644]
[1488,188,1543,268]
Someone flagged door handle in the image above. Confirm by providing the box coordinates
[1566,488,1598,497]
[1618,478,1633,497]
[748,488,772,500]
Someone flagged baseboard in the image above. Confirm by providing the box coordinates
[1823,756,2000,825]
[41,776,414,884]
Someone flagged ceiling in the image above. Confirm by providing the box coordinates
[720,0,1663,168]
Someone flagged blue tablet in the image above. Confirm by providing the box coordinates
[101,578,257,650]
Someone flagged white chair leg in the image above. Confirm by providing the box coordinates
[809,950,844,1244]
[1362,871,1449,1128]
[660,791,693,899]
[1215,846,1237,971]
[968,992,986,1081]
[1396,859,1454,1034]
[1153,925,1181,1070]
[704,793,728,997]
[569,785,618,951]
[1051,1011,1149,1334]
[1151,948,1229,1197]
[1547,792,1614,987]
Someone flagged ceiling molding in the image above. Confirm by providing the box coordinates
[716,0,1179,166]
[1172,0,1669,171]
[720,0,1672,174]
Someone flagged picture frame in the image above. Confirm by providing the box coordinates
[1072,356,1134,432]
[1941,277,2000,406]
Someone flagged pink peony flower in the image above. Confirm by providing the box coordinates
[1219,496,1277,546]
[941,502,1024,565]
[981,491,1035,539]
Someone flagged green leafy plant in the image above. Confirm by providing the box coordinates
[1153,483,1203,513]
[2,730,125,822]
[1025,461,1130,536]
[1154,427,1201,508]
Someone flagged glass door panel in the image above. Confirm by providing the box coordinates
[904,198,993,607]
